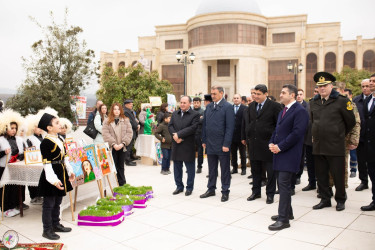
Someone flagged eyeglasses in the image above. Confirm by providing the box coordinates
[370,80,375,82]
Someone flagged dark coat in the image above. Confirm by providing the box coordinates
[300,100,308,109]
[270,102,309,173]
[232,104,246,142]
[202,99,235,155]
[168,109,200,161]
[364,95,375,162]
[244,99,282,162]
[303,102,313,146]
[309,89,356,156]
[353,93,368,142]
[38,138,73,197]
[194,107,204,138]
[154,121,172,149]
[124,107,138,138]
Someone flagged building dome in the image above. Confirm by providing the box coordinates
[195,0,262,16]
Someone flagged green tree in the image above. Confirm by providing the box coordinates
[333,66,372,97]
[97,64,173,111]
[7,9,96,119]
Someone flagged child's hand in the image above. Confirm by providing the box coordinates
[69,173,75,182]
[55,181,64,190]
[5,148,11,155]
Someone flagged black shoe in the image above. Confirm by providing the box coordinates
[173,189,183,195]
[275,190,279,194]
[53,224,72,232]
[313,201,332,210]
[271,214,294,221]
[336,202,345,211]
[125,161,137,166]
[247,193,261,201]
[302,184,316,191]
[361,202,375,211]
[185,190,192,196]
[247,175,253,179]
[355,183,369,191]
[196,168,202,174]
[231,169,238,174]
[42,229,60,240]
[261,181,267,187]
[200,190,215,198]
[131,156,141,160]
[268,221,290,231]
[266,196,274,204]
[295,178,301,185]
[291,189,295,196]
[249,181,253,185]
[221,194,229,202]
[241,170,246,175]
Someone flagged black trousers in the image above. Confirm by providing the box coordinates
[42,196,63,231]
[246,145,267,181]
[207,154,231,194]
[367,161,375,202]
[125,137,136,162]
[356,142,368,185]
[291,144,306,190]
[277,171,294,223]
[195,137,204,168]
[0,167,21,211]
[29,186,39,199]
[305,145,316,186]
[315,155,346,203]
[251,160,276,196]
[112,149,126,186]
[230,141,247,171]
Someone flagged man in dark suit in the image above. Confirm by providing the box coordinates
[168,96,200,196]
[123,99,140,166]
[193,97,205,173]
[231,94,247,175]
[245,84,282,204]
[200,86,235,202]
[268,84,309,231]
[353,78,372,191]
[361,73,375,211]
[310,72,356,211]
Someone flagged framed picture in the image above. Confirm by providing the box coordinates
[24,150,43,165]
[65,141,77,151]
[149,96,162,107]
[84,144,102,179]
[67,147,86,187]
[96,143,116,174]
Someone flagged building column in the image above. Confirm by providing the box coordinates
[113,50,119,71]
[356,36,363,70]
[300,39,306,91]
[318,39,324,72]
[337,37,343,72]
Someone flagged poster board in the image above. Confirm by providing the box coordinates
[71,96,87,119]
[167,93,176,112]
[149,96,162,107]
[67,148,86,187]
[96,143,116,174]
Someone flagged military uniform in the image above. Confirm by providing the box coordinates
[309,72,356,211]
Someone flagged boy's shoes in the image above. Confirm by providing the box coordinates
[160,170,168,175]
[4,208,20,217]
[167,170,171,174]
[31,197,43,205]
[43,229,60,240]
[196,168,202,173]
[53,224,72,232]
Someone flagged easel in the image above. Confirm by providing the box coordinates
[72,172,119,212]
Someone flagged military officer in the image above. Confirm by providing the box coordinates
[309,72,356,212]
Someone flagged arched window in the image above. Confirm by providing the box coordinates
[119,61,125,67]
[324,52,336,73]
[363,50,375,72]
[306,53,318,97]
[106,62,113,68]
[343,51,355,69]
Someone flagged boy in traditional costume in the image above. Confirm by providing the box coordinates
[37,113,75,240]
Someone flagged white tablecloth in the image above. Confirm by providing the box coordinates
[134,134,157,161]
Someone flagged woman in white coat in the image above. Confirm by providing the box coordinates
[94,104,108,144]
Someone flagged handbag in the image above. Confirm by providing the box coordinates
[83,119,99,139]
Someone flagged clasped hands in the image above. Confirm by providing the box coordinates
[269,143,281,154]
[173,133,183,144]
[113,144,124,151]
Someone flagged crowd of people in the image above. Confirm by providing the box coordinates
[0,70,374,237]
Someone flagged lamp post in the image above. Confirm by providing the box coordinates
[176,51,195,96]
[287,61,303,86]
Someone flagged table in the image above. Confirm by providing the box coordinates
[134,134,158,163]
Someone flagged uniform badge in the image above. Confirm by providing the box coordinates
[347,101,353,110]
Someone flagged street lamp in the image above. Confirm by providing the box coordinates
[287,61,303,86]
[176,51,195,96]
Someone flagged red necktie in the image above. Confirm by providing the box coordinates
[281,107,288,118]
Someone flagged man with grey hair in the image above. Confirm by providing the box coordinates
[353,78,372,191]
[200,86,235,202]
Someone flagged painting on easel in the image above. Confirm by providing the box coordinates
[96,143,116,175]
[67,147,86,187]
[84,144,102,179]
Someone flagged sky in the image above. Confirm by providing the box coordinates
[0,0,374,94]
